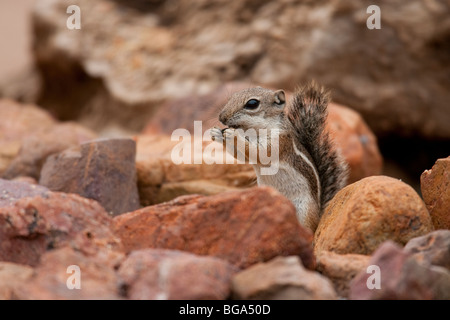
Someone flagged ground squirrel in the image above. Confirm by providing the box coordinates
[210,82,348,231]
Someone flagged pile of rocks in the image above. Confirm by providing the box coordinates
[0,98,448,300]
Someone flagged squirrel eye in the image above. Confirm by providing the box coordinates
[244,99,260,110]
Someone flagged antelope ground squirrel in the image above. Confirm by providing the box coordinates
[211,82,348,231]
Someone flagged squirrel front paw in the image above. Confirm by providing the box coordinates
[222,127,236,141]
[210,127,224,142]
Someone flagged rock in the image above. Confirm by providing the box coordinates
[2,122,98,180]
[404,230,450,270]
[326,103,382,183]
[0,262,34,300]
[142,82,252,135]
[136,134,255,206]
[113,186,315,270]
[350,241,450,300]
[315,251,370,298]
[16,247,122,300]
[142,84,382,185]
[232,256,337,300]
[117,249,237,300]
[32,0,450,139]
[0,99,55,175]
[39,138,140,216]
[0,179,121,266]
[314,176,433,255]
[421,157,450,229]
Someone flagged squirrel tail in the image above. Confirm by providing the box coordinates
[286,81,348,211]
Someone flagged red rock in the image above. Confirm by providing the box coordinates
[39,138,140,216]
[2,122,98,180]
[0,262,34,300]
[350,241,450,300]
[16,247,123,300]
[0,179,121,266]
[118,249,237,300]
[421,156,450,229]
[315,251,370,298]
[404,230,450,270]
[314,176,433,255]
[113,186,315,270]
[231,256,337,300]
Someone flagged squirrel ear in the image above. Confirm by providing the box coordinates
[274,90,286,106]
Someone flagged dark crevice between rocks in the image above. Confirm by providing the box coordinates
[379,135,450,195]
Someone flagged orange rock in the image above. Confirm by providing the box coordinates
[315,250,370,298]
[314,176,433,255]
[327,103,382,183]
[136,134,255,206]
[113,186,315,270]
[421,156,450,229]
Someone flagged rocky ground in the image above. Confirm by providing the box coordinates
[0,97,448,300]
[0,0,449,300]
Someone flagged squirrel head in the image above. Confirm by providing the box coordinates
[219,87,286,131]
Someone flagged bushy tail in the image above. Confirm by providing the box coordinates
[286,81,348,211]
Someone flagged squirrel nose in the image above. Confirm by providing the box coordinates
[219,111,227,125]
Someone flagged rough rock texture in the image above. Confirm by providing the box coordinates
[316,251,370,298]
[0,179,121,266]
[0,99,55,175]
[118,249,237,300]
[136,134,255,206]
[113,186,315,270]
[314,176,433,255]
[404,230,450,270]
[326,103,382,183]
[421,156,450,229]
[232,256,337,300]
[16,247,123,300]
[39,138,140,216]
[0,262,34,300]
[350,241,450,300]
[2,122,98,180]
[143,84,382,184]
[32,0,450,139]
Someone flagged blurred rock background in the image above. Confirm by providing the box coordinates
[0,0,449,191]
